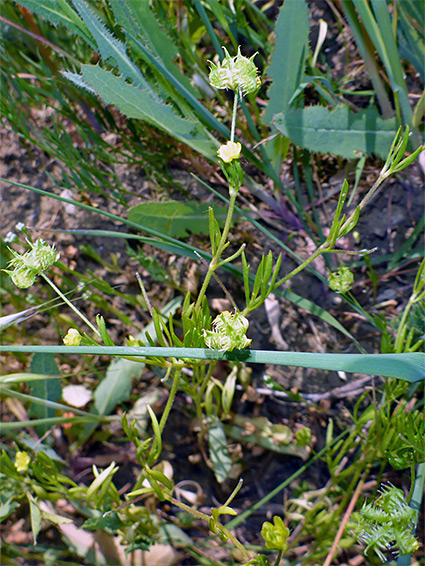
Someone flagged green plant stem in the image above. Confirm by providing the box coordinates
[40,272,100,336]
[158,368,180,434]
[146,367,182,465]
[272,172,389,291]
[194,90,242,314]
[194,190,238,313]
[164,494,251,560]
[273,244,326,290]
[230,90,239,143]
[196,362,217,442]
[273,550,283,566]
[338,173,385,235]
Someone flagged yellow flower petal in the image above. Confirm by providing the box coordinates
[218,141,242,163]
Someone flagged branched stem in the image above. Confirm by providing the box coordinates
[194,187,238,313]
[164,493,251,559]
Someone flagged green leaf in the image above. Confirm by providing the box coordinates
[128,201,232,239]
[83,512,123,531]
[29,353,62,436]
[79,65,217,158]
[28,494,42,545]
[71,0,151,90]
[273,105,398,159]
[208,418,232,484]
[93,359,132,417]
[263,0,310,123]
[12,0,94,46]
[0,497,18,521]
[109,0,198,98]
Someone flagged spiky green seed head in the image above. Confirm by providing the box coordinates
[203,311,252,352]
[328,265,354,294]
[209,46,261,96]
[5,239,60,289]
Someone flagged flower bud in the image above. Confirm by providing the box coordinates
[15,451,30,473]
[208,46,261,96]
[261,516,290,551]
[63,328,82,346]
[218,141,242,163]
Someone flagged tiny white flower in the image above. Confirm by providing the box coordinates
[5,232,17,243]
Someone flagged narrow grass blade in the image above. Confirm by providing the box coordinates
[263,0,309,123]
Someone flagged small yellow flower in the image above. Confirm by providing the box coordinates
[15,451,30,473]
[63,328,82,346]
[218,141,242,163]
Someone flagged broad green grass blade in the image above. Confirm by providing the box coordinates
[263,0,309,123]
[273,105,397,159]
[28,353,62,435]
[2,346,424,382]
